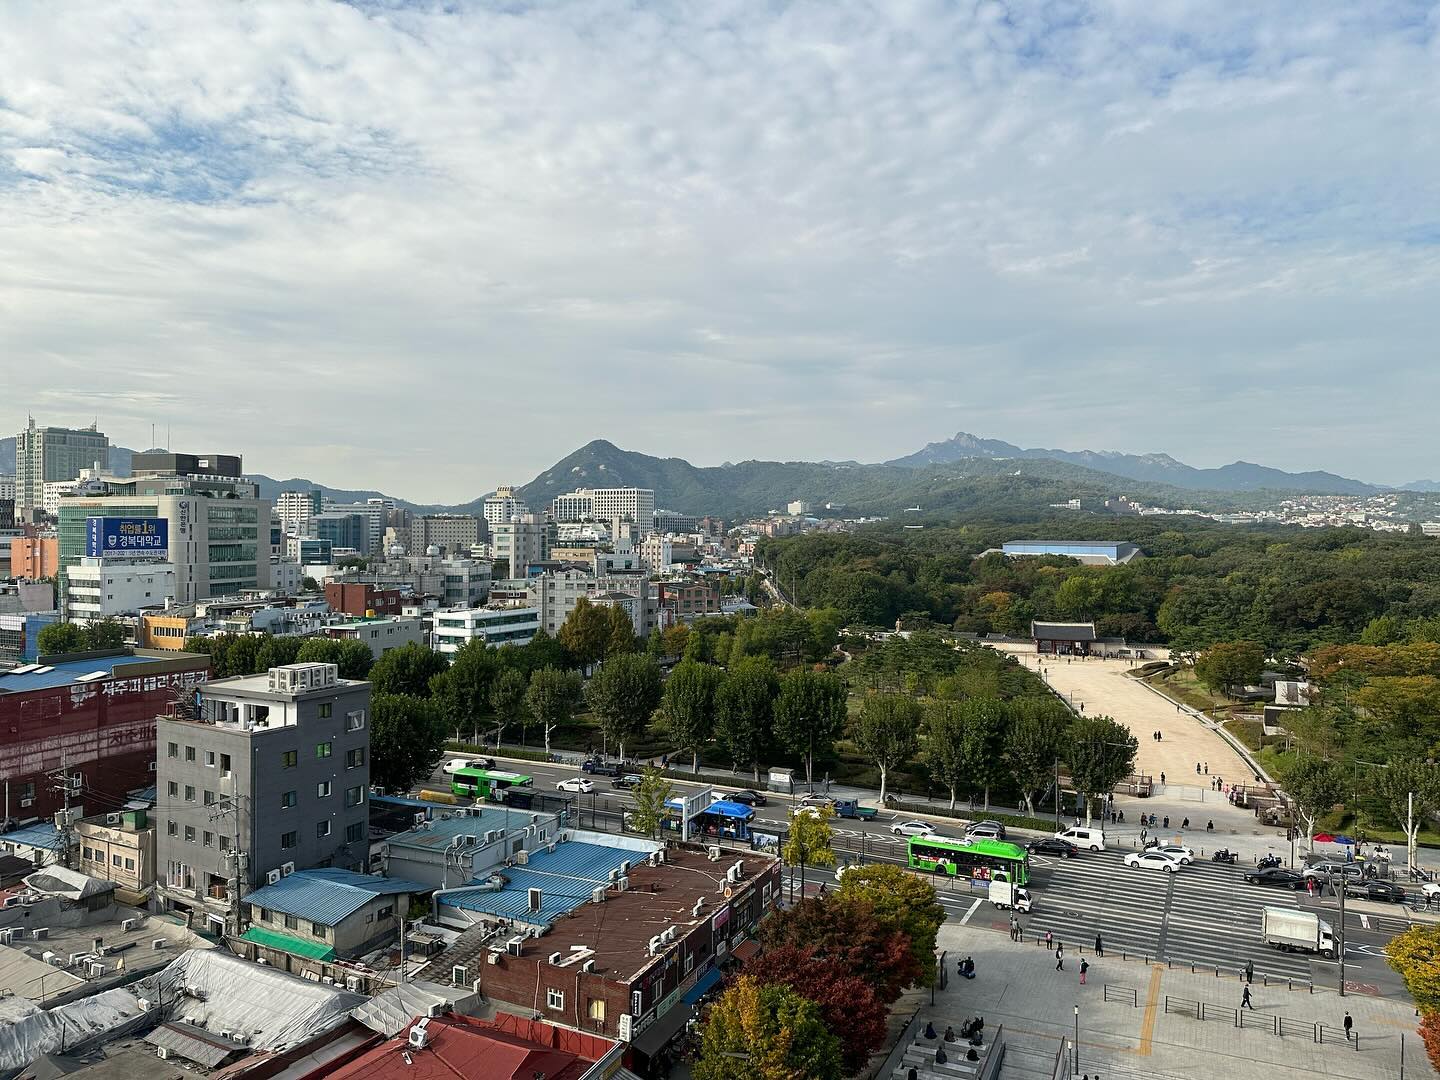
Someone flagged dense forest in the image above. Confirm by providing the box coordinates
[759,516,1440,656]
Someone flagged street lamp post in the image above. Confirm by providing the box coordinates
[1073,1004,1079,1075]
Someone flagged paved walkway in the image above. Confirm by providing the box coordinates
[931,920,1436,1079]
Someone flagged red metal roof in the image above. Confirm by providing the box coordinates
[324,1014,599,1080]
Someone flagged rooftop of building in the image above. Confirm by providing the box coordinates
[1031,621,1098,641]
[0,822,66,853]
[384,808,558,854]
[439,840,648,928]
[196,663,366,700]
[440,845,776,983]
[327,1012,603,1080]
[0,651,206,696]
[241,868,428,927]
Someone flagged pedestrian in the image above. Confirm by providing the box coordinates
[1056,946,1064,971]
[1182,817,1190,829]
[1045,929,1054,950]
[1158,731,1162,741]
[1010,916,1019,942]
[1141,827,1148,844]
[1207,820,1214,832]
[1095,933,1104,957]
[1196,762,1201,775]
[1242,986,1253,1010]
[1080,958,1089,985]
[1245,959,1254,984]
[1344,1012,1353,1041]
[1204,763,1209,774]
[1163,816,1170,829]
[1160,772,1166,785]
[1118,809,1124,822]
[1306,877,1315,898]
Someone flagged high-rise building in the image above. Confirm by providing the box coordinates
[14,418,109,514]
[550,487,655,532]
[154,662,372,934]
[490,513,555,577]
[276,490,322,536]
[312,512,370,554]
[323,500,385,555]
[482,485,527,527]
[408,513,481,556]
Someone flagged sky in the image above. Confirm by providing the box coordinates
[1,1,1438,503]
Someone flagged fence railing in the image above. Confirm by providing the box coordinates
[1103,984,1138,1007]
[1157,995,1364,1050]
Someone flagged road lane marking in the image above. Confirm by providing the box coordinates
[959,898,983,924]
[1138,964,1163,1055]
[1359,913,1371,929]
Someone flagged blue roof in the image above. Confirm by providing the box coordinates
[0,823,66,852]
[441,841,644,927]
[242,868,427,926]
[386,808,551,852]
[0,654,165,695]
[701,800,754,820]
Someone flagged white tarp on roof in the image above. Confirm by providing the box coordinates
[133,949,365,1053]
[21,866,113,901]
[0,988,146,1075]
[351,982,456,1037]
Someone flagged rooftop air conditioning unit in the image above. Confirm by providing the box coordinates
[42,951,59,965]
[648,936,662,955]
[121,918,139,932]
[19,798,33,808]
[513,850,529,865]
[106,813,122,825]
[452,965,468,985]
[256,957,269,965]
[706,846,721,862]
[581,959,595,973]
[0,929,14,944]
[280,861,295,876]
[547,952,562,965]
[408,1020,430,1051]
[619,860,630,874]
[88,961,106,978]
[507,936,524,956]
[528,887,543,913]
[484,830,498,844]
[322,977,335,985]
[616,876,629,892]
[547,842,556,854]
[346,975,362,992]
[487,951,501,965]
[156,1048,170,1060]
[414,812,428,826]
[608,869,619,882]
[663,926,677,943]
[591,887,606,904]
[266,869,282,885]
[691,899,703,917]
[152,939,167,950]
[32,928,48,940]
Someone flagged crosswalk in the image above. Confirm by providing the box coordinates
[1019,853,1322,981]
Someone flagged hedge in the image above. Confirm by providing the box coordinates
[887,800,1056,835]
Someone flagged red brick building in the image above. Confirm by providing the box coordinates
[9,536,59,580]
[657,581,720,621]
[325,582,403,618]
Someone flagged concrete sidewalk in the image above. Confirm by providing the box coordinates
[931,920,1435,1079]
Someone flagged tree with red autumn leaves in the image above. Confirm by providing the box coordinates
[1421,1010,1440,1072]
[759,894,921,1003]
[742,944,889,1073]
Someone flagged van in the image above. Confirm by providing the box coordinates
[1054,826,1105,852]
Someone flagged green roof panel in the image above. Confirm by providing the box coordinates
[239,926,336,961]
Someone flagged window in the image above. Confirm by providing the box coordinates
[588,999,606,1024]
[345,785,364,808]
[317,820,331,838]
[112,853,123,867]
[284,914,299,930]
[203,831,213,847]
[184,825,196,843]
[316,741,332,759]
[318,703,332,718]
[124,857,134,870]
[220,753,231,771]
[184,785,195,802]
[346,710,365,731]
[204,750,216,768]
[281,790,297,809]
[185,746,195,762]
[281,750,297,769]
[167,820,177,836]
[346,821,364,843]
[167,742,178,759]
[281,830,297,850]
[345,747,365,769]
[204,790,215,806]
[167,782,178,798]
[547,989,564,1010]
[219,836,231,852]
[377,905,394,920]
[312,922,329,939]
[317,781,332,798]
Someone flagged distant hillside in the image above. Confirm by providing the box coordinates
[245,474,424,510]
[505,439,1254,520]
[888,432,1379,495]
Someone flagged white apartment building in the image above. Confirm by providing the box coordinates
[324,615,425,657]
[638,535,673,575]
[550,491,593,521]
[323,500,386,555]
[521,567,653,637]
[269,558,304,595]
[490,513,555,577]
[65,557,177,622]
[430,605,541,654]
[483,485,528,527]
[549,487,656,532]
[14,419,109,513]
[276,490,320,536]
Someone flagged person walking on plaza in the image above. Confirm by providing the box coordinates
[1344,1012,1354,1041]
[1045,929,1053,950]
[1242,986,1253,1010]
[1056,946,1065,971]
[1245,959,1254,985]
[1080,958,1089,985]
[1095,933,1104,957]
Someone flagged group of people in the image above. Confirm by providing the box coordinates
[1150,730,1165,741]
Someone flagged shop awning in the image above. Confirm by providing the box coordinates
[630,1002,695,1059]
[731,939,760,965]
[683,965,724,1005]
[239,926,337,962]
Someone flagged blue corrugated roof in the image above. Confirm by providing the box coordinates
[0,823,66,851]
[386,808,550,852]
[0,654,162,695]
[442,840,644,926]
[242,868,427,926]
[702,800,754,820]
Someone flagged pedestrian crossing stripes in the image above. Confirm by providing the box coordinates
[1019,853,1321,981]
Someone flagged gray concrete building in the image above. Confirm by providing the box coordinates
[490,513,555,578]
[14,418,109,515]
[153,662,371,936]
[408,513,483,556]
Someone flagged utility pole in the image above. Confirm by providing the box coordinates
[213,779,247,938]
[1330,868,1348,997]
[47,765,79,870]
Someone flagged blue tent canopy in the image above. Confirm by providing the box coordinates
[702,800,755,820]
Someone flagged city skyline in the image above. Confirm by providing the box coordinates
[1,3,1436,501]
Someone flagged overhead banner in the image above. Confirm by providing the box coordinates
[86,517,169,560]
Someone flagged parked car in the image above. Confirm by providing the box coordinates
[1026,837,1078,858]
[1123,850,1182,873]
[1244,867,1305,888]
[582,759,622,777]
[1423,882,1440,904]
[1345,880,1407,904]
[1145,843,1195,865]
[724,789,768,807]
[1054,826,1106,852]
[556,777,594,794]
[1302,861,1362,882]
[442,758,490,775]
[890,820,937,838]
[797,793,834,808]
[966,819,1007,840]
[611,773,643,790]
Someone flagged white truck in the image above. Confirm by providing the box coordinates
[1261,907,1336,958]
[988,876,1032,913]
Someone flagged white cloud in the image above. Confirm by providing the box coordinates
[0,0,1436,500]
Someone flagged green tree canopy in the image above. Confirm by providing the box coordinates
[584,653,662,762]
[661,660,724,773]
[693,976,842,1080]
[1283,757,1346,850]
[773,669,848,785]
[1193,640,1266,698]
[1004,697,1070,816]
[295,636,375,679]
[37,622,88,656]
[525,666,583,755]
[835,863,946,988]
[1386,926,1440,1013]
[628,767,673,839]
[369,692,447,792]
[781,805,835,902]
[1065,714,1138,825]
[430,641,498,741]
[488,667,529,747]
[715,656,780,782]
[850,692,921,803]
[557,597,610,670]
[368,642,449,698]
[740,945,887,1074]
[1375,761,1440,872]
[923,700,968,809]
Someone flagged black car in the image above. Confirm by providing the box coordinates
[1244,867,1305,888]
[1026,837,1078,858]
[1345,880,1407,903]
[611,773,644,790]
[725,789,768,807]
[583,759,622,777]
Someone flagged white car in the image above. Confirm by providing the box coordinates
[1124,850,1182,873]
[1145,844,1195,865]
[890,820,937,838]
[835,862,861,882]
[442,758,485,775]
[556,777,594,794]
[791,804,828,819]
[1422,882,1440,904]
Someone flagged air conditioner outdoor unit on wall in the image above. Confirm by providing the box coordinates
[266,870,282,885]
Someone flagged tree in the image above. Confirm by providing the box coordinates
[601,605,636,658]
[1193,640,1265,698]
[1376,761,1440,873]
[557,597,609,671]
[430,641,498,741]
[956,696,1009,810]
[584,653,662,762]
[693,976,842,1080]
[923,700,966,809]
[773,669,849,786]
[1005,698,1069,815]
[1386,925,1440,1012]
[836,863,946,988]
[715,657,780,782]
[296,636,375,679]
[850,693,920,804]
[760,895,920,1003]
[488,668,529,748]
[1283,757,1346,851]
[661,660,723,773]
[741,945,887,1074]
[301,575,321,593]
[1065,714,1138,826]
[781,805,834,902]
[85,619,126,650]
[255,634,304,671]
[369,692,446,792]
[525,667,583,756]
[628,767,672,839]
[37,622,86,656]
[368,642,449,698]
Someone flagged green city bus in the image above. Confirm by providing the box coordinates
[451,768,535,800]
[907,835,1030,885]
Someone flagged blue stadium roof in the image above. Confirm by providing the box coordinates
[241,868,427,926]
[441,840,645,927]
[0,654,164,695]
